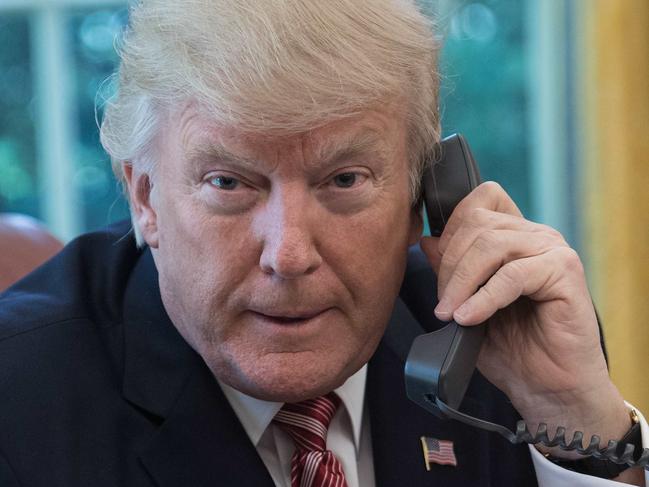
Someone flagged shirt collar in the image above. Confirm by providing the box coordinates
[219,365,367,453]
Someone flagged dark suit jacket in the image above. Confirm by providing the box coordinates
[0,222,537,486]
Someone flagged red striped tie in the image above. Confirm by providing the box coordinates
[273,393,349,487]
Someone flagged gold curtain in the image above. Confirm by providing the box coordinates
[581,0,649,412]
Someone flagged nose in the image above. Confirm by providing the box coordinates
[256,186,323,279]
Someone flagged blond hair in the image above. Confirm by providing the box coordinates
[100,0,441,243]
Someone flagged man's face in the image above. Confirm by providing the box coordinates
[132,102,421,402]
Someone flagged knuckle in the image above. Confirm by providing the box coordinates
[478,181,504,196]
[534,233,562,253]
[466,207,491,227]
[474,229,499,253]
[498,260,525,288]
[439,248,458,269]
[478,261,524,309]
[554,247,584,274]
[436,262,455,292]
[536,224,566,244]
[452,261,474,286]
[478,282,499,304]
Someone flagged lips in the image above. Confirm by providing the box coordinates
[249,308,330,325]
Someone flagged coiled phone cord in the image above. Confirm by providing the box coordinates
[433,395,649,469]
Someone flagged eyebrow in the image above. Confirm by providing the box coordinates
[185,129,391,175]
[185,144,259,174]
[315,130,391,168]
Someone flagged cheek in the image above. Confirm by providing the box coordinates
[318,198,414,349]
[158,192,256,267]
[154,196,259,340]
[328,199,413,293]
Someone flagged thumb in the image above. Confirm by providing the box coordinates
[419,236,442,275]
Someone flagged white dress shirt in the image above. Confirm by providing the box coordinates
[220,369,649,486]
[219,366,375,487]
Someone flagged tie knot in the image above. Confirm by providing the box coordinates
[273,392,341,452]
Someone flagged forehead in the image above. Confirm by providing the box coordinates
[171,101,408,166]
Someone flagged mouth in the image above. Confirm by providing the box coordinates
[249,309,330,325]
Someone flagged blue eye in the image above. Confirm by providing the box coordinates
[332,172,356,188]
[210,176,239,190]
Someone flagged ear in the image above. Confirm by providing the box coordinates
[407,206,423,246]
[122,162,159,248]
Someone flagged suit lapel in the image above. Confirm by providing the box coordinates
[368,297,492,487]
[137,363,275,487]
[121,250,274,487]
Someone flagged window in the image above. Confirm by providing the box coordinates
[0,15,37,217]
[435,1,531,216]
[70,7,129,230]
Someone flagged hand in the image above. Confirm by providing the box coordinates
[420,182,632,463]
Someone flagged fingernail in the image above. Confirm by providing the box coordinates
[434,302,452,321]
[454,303,469,324]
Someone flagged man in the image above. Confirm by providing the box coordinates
[0,1,646,486]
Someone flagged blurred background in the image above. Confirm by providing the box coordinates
[0,0,647,411]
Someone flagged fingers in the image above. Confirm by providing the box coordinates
[420,210,534,278]
[435,209,566,296]
[419,180,578,327]
[438,181,523,256]
[434,229,569,321]
[447,247,582,326]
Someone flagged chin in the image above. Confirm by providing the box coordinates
[212,349,356,403]
[242,380,341,403]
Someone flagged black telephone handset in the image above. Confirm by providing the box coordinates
[404,134,649,469]
[405,134,486,419]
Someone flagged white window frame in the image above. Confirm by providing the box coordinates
[527,0,579,248]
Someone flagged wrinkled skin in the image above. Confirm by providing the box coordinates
[125,103,421,403]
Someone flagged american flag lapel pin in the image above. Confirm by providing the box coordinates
[420,436,457,470]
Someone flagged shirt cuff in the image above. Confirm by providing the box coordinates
[531,402,649,486]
